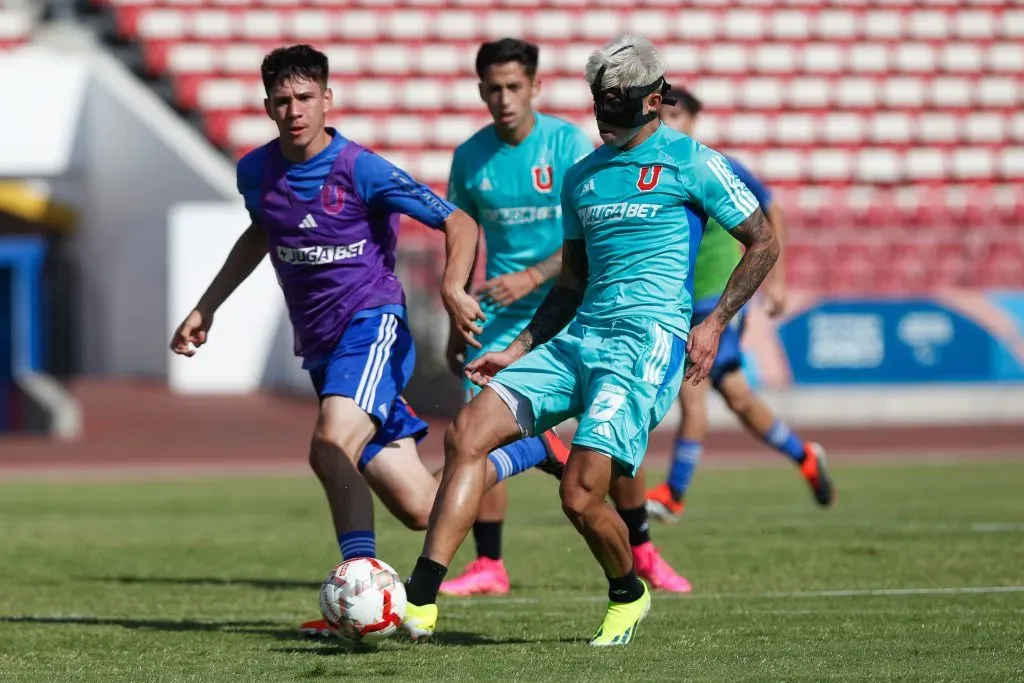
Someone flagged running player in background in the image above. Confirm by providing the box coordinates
[441,38,689,597]
[167,44,565,637]
[645,87,835,523]
[402,35,779,646]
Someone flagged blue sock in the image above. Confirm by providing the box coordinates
[487,436,548,483]
[765,419,806,464]
[337,530,376,561]
[667,439,703,501]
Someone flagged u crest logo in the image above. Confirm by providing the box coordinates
[531,165,554,193]
[637,165,663,192]
[321,184,345,215]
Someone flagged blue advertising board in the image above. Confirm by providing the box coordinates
[775,297,1024,385]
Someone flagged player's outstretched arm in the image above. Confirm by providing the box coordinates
[169,223,267,356]
[685,209,779,385]
[440,208,487,349]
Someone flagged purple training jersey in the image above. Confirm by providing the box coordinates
[236,129,455,362]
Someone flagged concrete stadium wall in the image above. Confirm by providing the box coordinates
[0,38,238,380]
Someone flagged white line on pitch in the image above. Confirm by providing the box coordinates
[451,585,1024,606]
[971,522,1024,532]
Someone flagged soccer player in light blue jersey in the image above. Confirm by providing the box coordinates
[439,38,690,599]
[402,35,779,646]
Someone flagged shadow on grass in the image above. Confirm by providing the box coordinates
[273,630,581,654]
[0,614,302,640]
[93,575,320,591]
[2,616,580,651]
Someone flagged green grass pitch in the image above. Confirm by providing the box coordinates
[1,458,1023,681]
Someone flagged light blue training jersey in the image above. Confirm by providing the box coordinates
[562,123,760,340]
[447,112,594,318]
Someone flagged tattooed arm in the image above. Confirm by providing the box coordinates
[510,239,588,356]
[711,207,779,326]
[463,239,587,386]
[684,208,779,385]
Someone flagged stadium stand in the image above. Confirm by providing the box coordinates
[76,0,1024,293]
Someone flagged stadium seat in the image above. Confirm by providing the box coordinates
[0,6,34,49]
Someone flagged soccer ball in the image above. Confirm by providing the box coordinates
[318,557,407,643]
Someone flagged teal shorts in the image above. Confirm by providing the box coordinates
[489,317,687,477]
[463,309,530,401]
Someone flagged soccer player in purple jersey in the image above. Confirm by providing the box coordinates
[169,44,565,637]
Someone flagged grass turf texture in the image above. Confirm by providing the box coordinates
[1,458,1023,682]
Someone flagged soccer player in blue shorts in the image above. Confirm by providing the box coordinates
[167,44,566,637]
[401,35,780,646]
[439,38,690,597]
[646,87,835,523]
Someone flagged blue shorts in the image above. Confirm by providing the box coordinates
[307,310,429,471]
[692,296,746,387]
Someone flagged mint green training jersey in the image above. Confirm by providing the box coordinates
[562,123,760,340]
[447,112,594,318]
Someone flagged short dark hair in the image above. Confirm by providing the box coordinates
[475,38,539,80]
[666,86,702,116]
[261,44,329,94]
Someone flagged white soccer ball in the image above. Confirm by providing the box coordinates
[318,557,407,643]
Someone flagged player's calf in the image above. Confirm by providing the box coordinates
[363,437,437,531]
[559,448,636,584]
[403,387,525,628]
[310,397,380,560]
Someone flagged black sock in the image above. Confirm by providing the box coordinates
[617,506,651,547]
[473,521,503,561]
[405,556,448,606]
[607,568,645,603]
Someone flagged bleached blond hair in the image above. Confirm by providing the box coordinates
[584,34,665,91]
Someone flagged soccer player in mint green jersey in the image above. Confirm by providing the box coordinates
[403,35,779,646]
[439,38,690,598]
[646,87,835,524]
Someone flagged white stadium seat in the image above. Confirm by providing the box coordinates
[952,148,994,179]
[774,114,816,145]
[917,112,960,143]
[904,148,947,180]
[788,78,831,109]
[882,77,925,108]
[856,149,901,183]
[870,112,913,144]
[809,149,852,180]
[338,11,381,39]
[193,11,234,39]
[823,112,865,144]
[963,112,1005,143]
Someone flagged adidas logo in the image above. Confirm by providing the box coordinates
[298,213,318,229]
[479,177,492,191]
